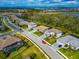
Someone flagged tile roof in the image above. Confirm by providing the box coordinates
[35,25,49,32]
[46,28,62,34]
[0,35,22,50]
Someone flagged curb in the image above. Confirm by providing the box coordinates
[43,40,51,45]
[57,50,69,59]
[16,32,50,59]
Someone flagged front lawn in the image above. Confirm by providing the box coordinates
[19,25,28,29]
[28,29,33,32]
[0,27,12,34]
[7,46,26,59]
[45,36,56,44]
[59,48,79,59]
[34,31,43,36]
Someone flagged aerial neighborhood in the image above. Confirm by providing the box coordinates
[0,9,79,59]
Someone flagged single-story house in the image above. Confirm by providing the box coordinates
[19,21,29,26]
[0,35,23,54]
[28,22,37,29]
[10,15,18,22]
[57,35,73,46]
[69,39,79,50]
[10,15,20,25]
[45,28,63,38]
[34,25,49,33]
[57,35,79,50]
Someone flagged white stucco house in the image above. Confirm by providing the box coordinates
[28,22,37,29]
[57,35,79,50]
[44,28,63,38]
[69,39,79,50]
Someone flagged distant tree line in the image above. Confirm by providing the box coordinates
[20,11,79,35]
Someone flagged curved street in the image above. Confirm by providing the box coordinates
[1,15,64,59]
[0,15,22,37]
[21,29,64,59]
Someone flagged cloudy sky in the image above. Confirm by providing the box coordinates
[0,0,79,8]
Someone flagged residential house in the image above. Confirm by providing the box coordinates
[0,35,23,54]
[45,28,63,38]
[57,35,79,50]
[10,15,21,25]
[19,21,29,26]
[28,22,37,29]
[34,25,49,33]
[69,39,79,50]
[10,15,18,22]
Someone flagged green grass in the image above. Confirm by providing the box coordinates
[19,25,28,29]
[21,45,47,59]
[8,46,47,59]
[12,55,22,59]
[8,33,48,59]
[0,19,12,34]
[34,31,43,36]
[59,48,79,59]
[28,29,33,32]
[0,27,12,34]
[0,50,6,59]
[7,46,26,59]
[45,36,56,44]
[14,33,33,46]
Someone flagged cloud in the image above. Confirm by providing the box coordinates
[66,1,78,4]
[52,0,62,2]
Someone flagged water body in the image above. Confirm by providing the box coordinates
[64,14,79,16]
[0,0,79,8]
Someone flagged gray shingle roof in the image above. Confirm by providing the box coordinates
[57,35,78,44]
[69,39,79,48]
[47,28,62,34]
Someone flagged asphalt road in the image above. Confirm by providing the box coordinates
[1,15,64,59]
[22,29,64,59]
[3,16,22,31]
[14,15,64,59]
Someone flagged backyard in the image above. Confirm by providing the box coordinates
[8,45,47,59]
